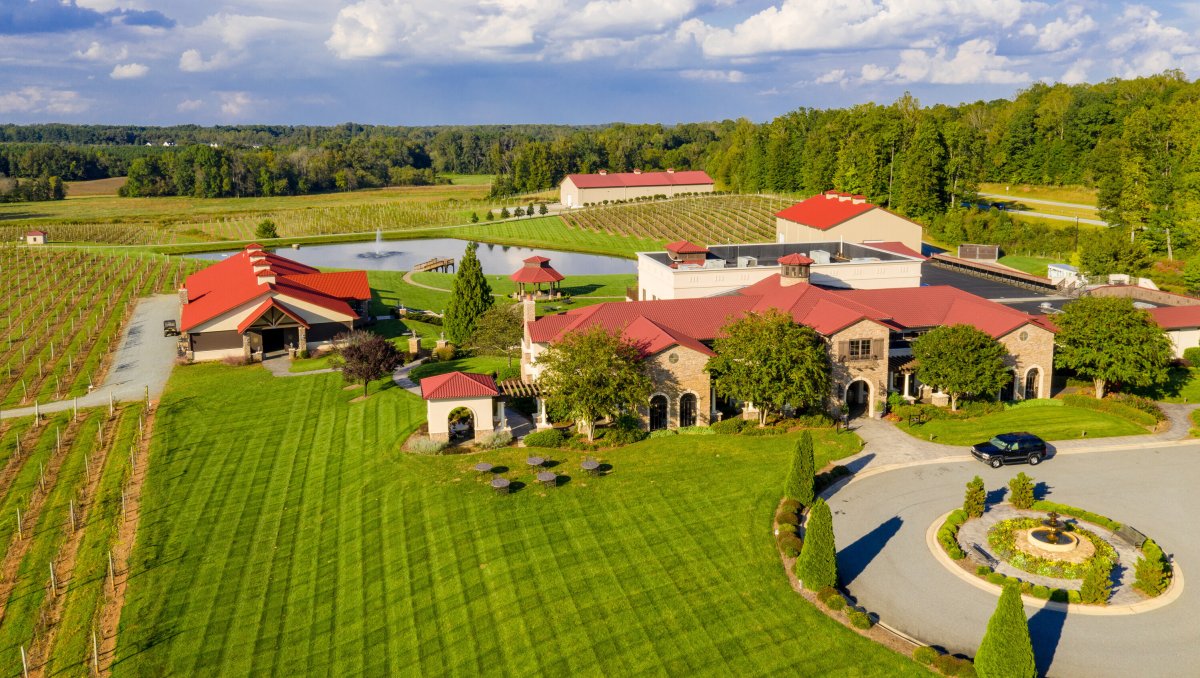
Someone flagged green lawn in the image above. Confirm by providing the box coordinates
[442,173,496,186]
[367,269,635,316]
[288,319,442,372]
[115,364,917,676]
[997,255,1056,277]
[897,404,1147,446]
[409,355,512,381]
[977,183,1098,208]
[1130,368,1200,404]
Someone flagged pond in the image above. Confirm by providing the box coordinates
[188,237,636,275]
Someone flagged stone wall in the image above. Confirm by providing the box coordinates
[828,319,892,418]
[642,346,713,428]
[998,322,1055,399]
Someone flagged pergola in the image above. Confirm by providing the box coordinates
[510,256,565,298]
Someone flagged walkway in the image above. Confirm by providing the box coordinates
[392,358,427,395]
[1,294,180,420]
[827,440,1200,677]
[262,355,335,378]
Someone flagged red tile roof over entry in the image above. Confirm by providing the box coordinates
[420,371,499,400]
[566,170,713,189]
[775,192,877,229]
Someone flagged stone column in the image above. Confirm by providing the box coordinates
[536,397,550,430]
[903,372,911,399]
[242,333,251,362]
[408,335,421,356]
[297,326,307,355]
[495,399,508,431]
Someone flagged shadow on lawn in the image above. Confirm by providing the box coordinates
[838,515,903,586]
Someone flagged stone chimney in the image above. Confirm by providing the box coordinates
[178,286,189,305]
[598,169,608,175]
[632,168,642,174]
[522,297,537,325]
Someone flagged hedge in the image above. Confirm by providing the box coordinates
[938,510,969,560]
[1030,500,1121,532]
[1061,394,1161,427]
[523,428,566,448]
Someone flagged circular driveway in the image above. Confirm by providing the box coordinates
[828,441,1200,677]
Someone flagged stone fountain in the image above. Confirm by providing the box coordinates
[1026,511,1080,553]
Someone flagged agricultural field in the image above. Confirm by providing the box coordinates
[0,401,150,676]
[561,194,793,246]
[0,247,203,409]
[114,363,918,676]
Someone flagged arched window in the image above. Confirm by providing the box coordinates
[649,395,668,431]
[679,393,697,428]
[1024,368,1040,399]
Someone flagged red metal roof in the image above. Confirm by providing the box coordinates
[420,371,499,400]
[511,266,564,284]
[775,192,876,230]
[566,170,713,189]
[236,298,311,334]
[665,240,710,254]
[778,253,814,265]
[1150,306,1200,329]
[180,245,361,332]
[25,230,47,236]
[287,271,371,300]
[864,241,927,260]
[524,255,551,264]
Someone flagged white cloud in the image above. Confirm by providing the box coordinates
[680,68,744,83]
[1020,6,1097,51]
[219,91,255,117]
[76,41,129,62]
[0,87,88,115]
[1104,5,1200,78]
[177,98,203,112]
[814,68,847,85]
[110,63,149,79]
[679,0,1029,58]
[179,49,225,72]
[1060,58,1091,84]
[569,0,698,37]
[861,39,1029,85]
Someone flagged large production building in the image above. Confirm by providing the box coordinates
[559,169,714,208]
[775,191,924,253]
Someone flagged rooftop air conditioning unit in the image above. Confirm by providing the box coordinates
[736,256,757,268]
[703,259,726,269]
[809,250,831,264]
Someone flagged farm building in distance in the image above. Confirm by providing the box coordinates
[775,191,923,253]
[24,230,47,245]
[559,169,714,208]
[178,243,371,362]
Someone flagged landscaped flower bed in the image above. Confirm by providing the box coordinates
[987,517,1116,580]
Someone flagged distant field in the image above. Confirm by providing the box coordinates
[65,176,127,197]
[561,194,791,246]
[978,183,1098,208]
[442,173,495,186]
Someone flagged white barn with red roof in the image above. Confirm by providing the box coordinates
[560,169,714,208]
[775,191,924,253]
[179,243,372,362]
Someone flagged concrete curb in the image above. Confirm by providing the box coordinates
[924,509,1185,616]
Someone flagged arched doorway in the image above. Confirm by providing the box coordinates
[999,370,1016,401]
[679,393,697,428]
[845,380,870,418]
[448,406,475,443]
[649,395,668,431]
[1024,368,1040,399]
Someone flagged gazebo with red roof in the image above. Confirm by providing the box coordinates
[510,255,565,299]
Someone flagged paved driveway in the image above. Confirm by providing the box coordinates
[1,294,179,419]
[828,441,1200,677]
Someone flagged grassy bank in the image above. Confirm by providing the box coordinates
[897,403,1147,446]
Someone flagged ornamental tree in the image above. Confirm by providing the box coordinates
[1080,557,1114,604]
[536,326,652,442]
[705,309,830,426]
[1008,472,1034,510]
[973,582,1036,678]
[784,431,816,506]
[470,304,524,368]
[963,475,986,518]
[443,241,494,344]
[331,330,404,396]
[795,498,837,591]
[911,324,1010,410]
[1054,296,1172,398]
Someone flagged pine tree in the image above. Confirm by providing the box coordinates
[1008,472,1035,510]
[964,475,986,518]
[795,498,837,591]
[974,582,1036,678]
[783,431,816,506]
[443,242,494,344]
[1080,557,1113,604]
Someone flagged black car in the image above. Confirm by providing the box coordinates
[970,432,1047,468]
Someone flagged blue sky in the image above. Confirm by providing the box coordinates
[0,0,1197,125]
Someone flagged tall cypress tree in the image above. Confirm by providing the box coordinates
[443,242,493,344]
[784,431,816,506]
[795,498,837,591]
[974,582,1036,678]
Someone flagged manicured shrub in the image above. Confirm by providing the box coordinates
[779,498,801,515]
[1184,346,1200,365]
[933,655,977,677]
[405,436,446,455]
[775,509,799,527]
[1019,581,1033,595]
[826,595,847,612]
[1134,539,1170,596]
[945,509,969,528]
[742,425,786,436]
[973,582,1036,678]
[432,344,457,362]
[676,425,715,435]
[523,428,565,448]
[777,533,803,558]
[710,417,748,434]
[784,431,816,506]
[913,646,940,665]
[1007,472,1035,510]
[1080,557,1113,604]
[1061,393,1161,426]
[1031,585,1050,599]
[601,423,647,446]
[976,565,993,576]
[848,609,872,629]
[985,572,1007,586]
[1049,588,1069,603]
[963,475,986,518]
[816,586,840,605]
[1067,590,1082,604]
[648,429,677,439]
[477,430,512,449]
[1030,500,1121,531]
[795,499,837,591]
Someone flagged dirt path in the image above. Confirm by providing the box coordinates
[96,404,156,676]
[0,414,84,625]
[25,410,126,676]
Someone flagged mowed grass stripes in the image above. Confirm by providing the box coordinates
[115,364,920,676]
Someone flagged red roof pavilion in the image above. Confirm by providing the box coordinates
[420,371,500,400]
[510,255,565,297]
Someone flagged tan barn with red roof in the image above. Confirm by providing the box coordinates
[560,169,714,208]
[178,243,372,362]
[776,191,924,252]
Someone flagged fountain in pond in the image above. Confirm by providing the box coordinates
[1026,511,1080,553]
[358,228,398,259]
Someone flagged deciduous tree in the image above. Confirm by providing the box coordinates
[1054,296,1172,397]
[536,327,652,442]
[973,582,1036,678]
[255,219,278,239]
[706,309,830,426]
[331,330,403,396]
[911,324,1010,410]
[443,241,494,344]
[470,304,523,368]
[1079,226,1150,277]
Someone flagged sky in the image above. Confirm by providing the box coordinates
[0,0,1198,126]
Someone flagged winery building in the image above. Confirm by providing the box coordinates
[559,169,714,208]
[775,191,924,253]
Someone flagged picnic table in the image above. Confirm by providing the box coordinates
[491,477,511,494]
[581,459,601,476]
[525,456,545,469]
[536,471,557,487]
[473,462,494,473]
